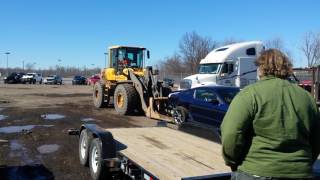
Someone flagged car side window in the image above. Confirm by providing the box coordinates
[195,89,218,102]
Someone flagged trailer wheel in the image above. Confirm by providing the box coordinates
[79,129,92,166]
[89,138,109,180]
[114,84,138,115]
[93,83,109,108]
[173,106,188,126]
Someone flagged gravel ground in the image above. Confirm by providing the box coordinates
[0,84,220,180]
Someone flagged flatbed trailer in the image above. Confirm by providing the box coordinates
[69,124,230,180]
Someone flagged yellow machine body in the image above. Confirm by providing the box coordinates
[101,45,148,82]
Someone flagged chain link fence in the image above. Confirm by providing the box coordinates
[158,72,193,87]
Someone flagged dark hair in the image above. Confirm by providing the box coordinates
[255,49,293,79]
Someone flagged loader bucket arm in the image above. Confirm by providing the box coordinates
[128,70,148,112]
[128,69,173,122]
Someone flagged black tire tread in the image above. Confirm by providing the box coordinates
[114,84,139,115]
[79,129,92,166]
[89,138,109,180]
[93,83,108,108]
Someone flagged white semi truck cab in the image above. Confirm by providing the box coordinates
[180,41,264,89]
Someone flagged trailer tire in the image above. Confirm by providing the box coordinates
[89,138,109,180]
[79,129,92,166]
[173,106,188,127]
[93,83,108,108]
[114,84,138,115]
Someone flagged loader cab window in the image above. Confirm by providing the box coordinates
[110,48,145,69]
[221,63,234,74]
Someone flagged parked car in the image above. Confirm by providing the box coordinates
[21,73,43,84]
[169,85,240,128]
[87,74,100,85]
[43,75,63,85]
[72,75,87,85]
[3,72,25,84]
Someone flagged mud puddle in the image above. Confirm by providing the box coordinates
[37,144,60,154]
[0,125,53,134]
[41,114,65,120]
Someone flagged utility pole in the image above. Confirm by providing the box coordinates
[5,52,10,76]
[57,59,62,75]
[22,60,25,71]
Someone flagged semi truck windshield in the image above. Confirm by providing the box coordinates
[198,63,222,74]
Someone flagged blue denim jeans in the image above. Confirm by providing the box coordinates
[231,170,313,180]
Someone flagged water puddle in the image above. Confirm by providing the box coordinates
[9,140,36,164]
[41,114,65,120]
[81,118,95,122]
[0,125,53,134]
[0,114,8,120]
[10,140,23,151]
[37,144,60,154]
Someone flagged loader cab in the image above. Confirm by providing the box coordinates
[109,46,147,71]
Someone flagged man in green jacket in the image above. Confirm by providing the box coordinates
[221,49,320,179]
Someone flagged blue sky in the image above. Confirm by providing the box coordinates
[0,0,319,69]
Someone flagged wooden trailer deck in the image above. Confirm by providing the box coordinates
[108,127,230,180]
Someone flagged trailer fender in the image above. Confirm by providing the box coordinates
[81,124,116,159]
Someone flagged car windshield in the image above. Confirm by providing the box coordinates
[48,75,55,78]
[198,63,222,74]
[26,73,35,76]
[216,88,240,104]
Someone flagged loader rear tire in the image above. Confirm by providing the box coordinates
[114,84,138,115]
[93,83,108,108]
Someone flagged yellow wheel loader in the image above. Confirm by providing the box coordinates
[93,46,172,121]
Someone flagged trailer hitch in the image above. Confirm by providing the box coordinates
[67,128,80,135]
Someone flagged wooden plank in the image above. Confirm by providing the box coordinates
[107,127,229,180]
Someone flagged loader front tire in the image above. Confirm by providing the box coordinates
[114,84,138,115]
[93,83,108,108]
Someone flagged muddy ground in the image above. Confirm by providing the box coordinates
[0,84,221,180]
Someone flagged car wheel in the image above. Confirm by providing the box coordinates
[89,138,109,180]
[79,129,92,166]
[173,106,188,127]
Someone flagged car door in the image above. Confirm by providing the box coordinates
[189,88,223,126]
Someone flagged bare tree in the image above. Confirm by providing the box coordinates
[220,38,242,46]
[179,31,218,74]
[301,31,320,67]
[25,63,35,71]
[159,53,185,78]
[265,37,293,60]
[265,37,285,51]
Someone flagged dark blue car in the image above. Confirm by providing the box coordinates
[169,85,240,128]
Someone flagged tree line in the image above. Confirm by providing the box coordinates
[158,31,320,79]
